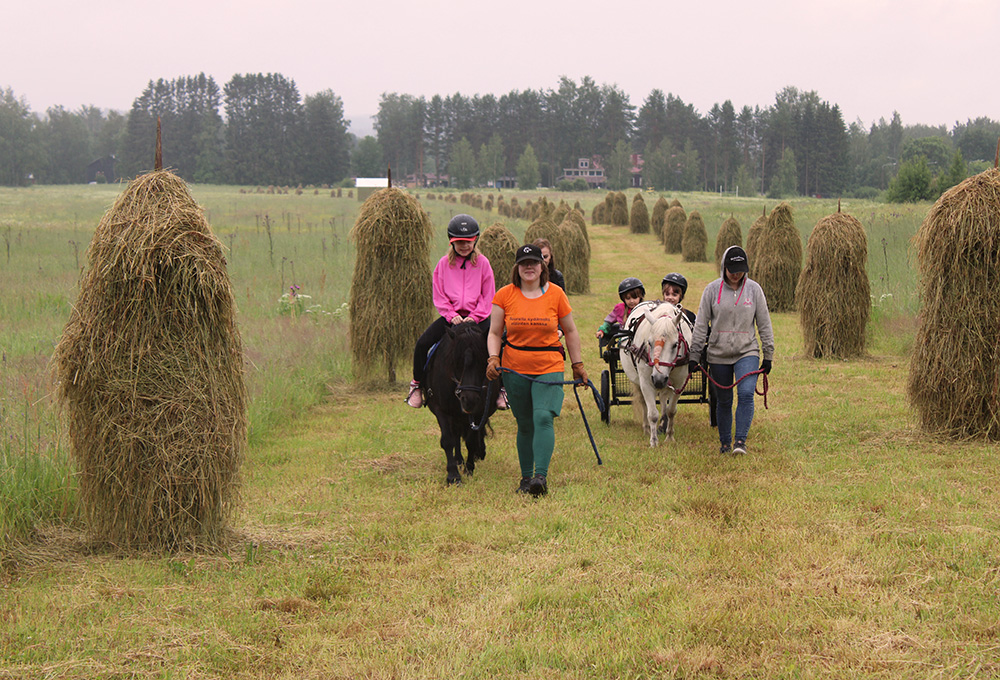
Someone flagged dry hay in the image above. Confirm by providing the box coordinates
[51,170,247,550]
[479,222,520,282]
[350,187,433,382]
[663,205,687,253]
[565,208,590,255]
[558,218,591,294]
[714,215,743,264]
[796,210,869,359]
[552,200,570,225]
[523,214,560,248]
[592,202,606,224]
[681,211,709,262]
[651,196,669,242]
[908,168,1000,439]
[630,193,650,234]
[754,202,802,312]
[745,206,767,274]
[669,198,682,209]
[612,192,629,226]
[603,192,615,223]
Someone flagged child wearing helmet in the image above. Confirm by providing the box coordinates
[407,214,499,408]
[661,272,696,325]
[596,277,646,340]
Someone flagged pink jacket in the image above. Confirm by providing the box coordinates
[432,253,496,323]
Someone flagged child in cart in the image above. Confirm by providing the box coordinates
[661,272,696,325]
[596,277,646,344]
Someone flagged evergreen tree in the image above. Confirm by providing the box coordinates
[352,136,384,178]
[516,144,540,189]
[301,89,350,185]
[449,137,476,189]
[224,73,304,185]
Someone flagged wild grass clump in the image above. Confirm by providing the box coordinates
[796,210,870,358]
[664,205,686,253]
[51,170,247,550]
[630,193,650,234]
[479,222,519,282]
[651,196,669,242]
[682,210,708,262]
[753,202,801,312]
[908,168,1000,439]
[350,187,433,383]
[714,215,743,264]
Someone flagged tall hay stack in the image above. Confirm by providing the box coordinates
[745,206,767,275]
[612,192,629,226]
[479,222,520,282]
[592,202,606,224]
[753,202,801,312]
[669,198,682,209]
[350,187,433,382]
[603,192,615,221]
[557,217,591,294]
[796,210,870,358]
[651,196,669,242]
[566,208,591,254]
[52,170,247,549]
[552,200,569,225]
[908,168,1000,439]
[630,193,650,234]
[663,205,686,253]
[682,210,709,262]
[714,215,743,264]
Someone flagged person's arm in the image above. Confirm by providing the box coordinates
[487,304,505,357]
[560,312,589,386]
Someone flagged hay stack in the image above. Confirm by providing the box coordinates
[592,202,605,225]
[612,192,629,226]
[630,193,650,234]
[350,187,433,382]
[552,200,570,225]
[796,210,870,358]
[908,168,1000,438]
[479,222,519,282]
[663,205,687,253]
[603,192,615,223]
[524,214,560,248]
[682,211,709,262]
[558,217,591,294]
[745,206,767,275]
[669,198,682,209]
[565,208,590,254]
[651,196,669,242]
[714,215,743,264]
[753,202,801,312]
[52,171,247,549]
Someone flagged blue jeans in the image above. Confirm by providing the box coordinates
[710,355,759,445]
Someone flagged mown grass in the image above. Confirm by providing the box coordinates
[6,186,992,679]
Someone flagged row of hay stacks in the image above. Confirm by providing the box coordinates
[53,170,248,550]
[520,209,591,294]
[630,193,650,234]
[752,202,802,313]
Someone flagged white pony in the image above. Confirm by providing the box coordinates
[620,301,694,447]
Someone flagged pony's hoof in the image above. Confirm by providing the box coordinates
[447,475,462,485]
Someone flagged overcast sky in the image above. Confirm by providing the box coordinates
[4,0,996,135]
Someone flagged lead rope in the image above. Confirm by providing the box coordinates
[691,366,770,409]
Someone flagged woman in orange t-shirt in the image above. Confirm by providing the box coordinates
[486,244,588,497]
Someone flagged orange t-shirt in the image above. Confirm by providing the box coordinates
[493,283,572,375]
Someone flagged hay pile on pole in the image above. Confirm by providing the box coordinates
[524,214,560,248]
[796,208,870,358]
[714,214,743,263]
[558,217,591,294]
[753,202,801,312]
[651,196,669,242]
[682,210,709,262]
[669,198,682,209]
[612,192,629,226]
[908,168,1000,439]
[603,192,615,222]
[630,193,650,234]
[745,206,767,275]
[52,170,247,550]
[592,202,606,224]
[552,200,570,225]
[350,187,433,382]
[479,222,519,280]
[566,208,590,253]
[663,205,687,253]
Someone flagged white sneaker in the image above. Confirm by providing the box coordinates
[406,380,423,408]
[496,387,509,410]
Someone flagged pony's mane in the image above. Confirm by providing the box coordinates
[631,302,680,346]
[442,323,488,365]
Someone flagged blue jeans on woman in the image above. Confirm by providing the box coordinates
[709,355,759,445]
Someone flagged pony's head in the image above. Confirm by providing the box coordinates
[444,323,491,415]
[640,304,687,390]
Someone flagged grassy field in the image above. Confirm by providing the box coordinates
[5,184,996,678]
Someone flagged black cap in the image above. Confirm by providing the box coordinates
[514,243,544,264]
[723,246,749,274]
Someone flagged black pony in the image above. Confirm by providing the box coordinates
[424,322,501,485]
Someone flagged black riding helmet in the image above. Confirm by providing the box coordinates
[447,214,480,240]
[618,277,645,301]
[661,272,688,295]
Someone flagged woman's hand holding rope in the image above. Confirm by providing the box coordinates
[572,361,589,388]
[486,355,501,381]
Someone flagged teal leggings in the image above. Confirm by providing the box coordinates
[502,371,564,478]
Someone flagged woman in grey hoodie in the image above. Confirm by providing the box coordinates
[688,246,774,455]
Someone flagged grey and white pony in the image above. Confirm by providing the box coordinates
[620,301,693,447]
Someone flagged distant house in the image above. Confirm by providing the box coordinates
[86,155,116,184]
[557,158,606,189]
[355,177,388,201]
[629,153,644,188]
[405,172,449,188]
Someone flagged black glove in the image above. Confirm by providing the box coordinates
[761,359,772,375]
[688,360,702,375]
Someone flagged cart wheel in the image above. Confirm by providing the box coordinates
[600,370,611,424]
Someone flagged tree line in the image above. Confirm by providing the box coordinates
[2,75,999,201]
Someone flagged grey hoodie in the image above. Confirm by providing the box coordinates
[689,246,775,364]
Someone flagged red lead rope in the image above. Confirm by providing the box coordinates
[693,366,770,410]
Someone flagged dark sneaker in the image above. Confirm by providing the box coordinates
[733,440,747,456]
[515,477,531,494]
[528,475,548,497]
[719,443,732,455]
